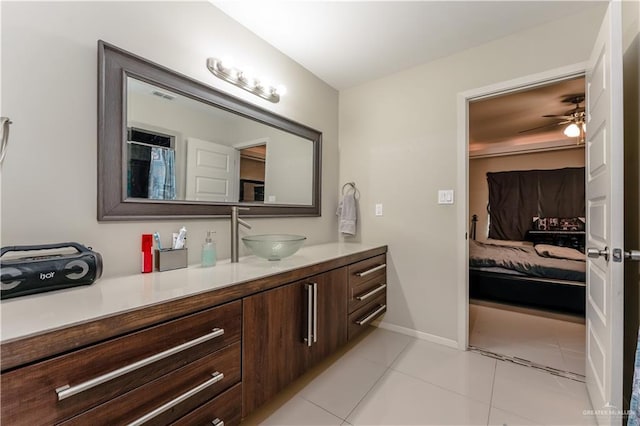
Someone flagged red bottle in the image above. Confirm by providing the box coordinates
[141,234,153,273]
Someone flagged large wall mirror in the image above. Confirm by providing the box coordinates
[98,41,321,220]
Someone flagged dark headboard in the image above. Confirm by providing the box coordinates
[487,167,585,241]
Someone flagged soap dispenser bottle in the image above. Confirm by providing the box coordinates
[201,231,216,267]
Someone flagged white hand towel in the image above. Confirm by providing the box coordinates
[337,192,357,236]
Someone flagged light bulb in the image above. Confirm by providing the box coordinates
[275,85,287,96]
[239,68,256,88]
[563,123,580,138]
[220,56,234,70]
[258,77,273,93]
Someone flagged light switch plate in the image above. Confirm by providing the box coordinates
[375,203,383,216]
[438,190,454,204]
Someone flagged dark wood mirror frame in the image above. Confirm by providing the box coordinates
[98,41,322,221]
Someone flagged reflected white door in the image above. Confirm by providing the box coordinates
[185,137,239,202]
[584,2,624,424]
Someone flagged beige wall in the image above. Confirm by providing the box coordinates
[0,2,339,278]
[339,6,605,342]
[469,148,586,242]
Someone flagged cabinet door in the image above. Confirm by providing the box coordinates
[309,268,348,364]
[242,281,312,417]
[242,268,348,417]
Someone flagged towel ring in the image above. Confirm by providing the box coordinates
[341,182,360,199]
[0,117,12,165]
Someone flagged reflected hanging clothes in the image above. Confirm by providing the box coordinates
[148,147,176,200]
[629,327,640,426]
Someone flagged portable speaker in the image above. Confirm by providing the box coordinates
[0,242,103,300]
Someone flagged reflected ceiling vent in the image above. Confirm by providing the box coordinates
[152,90,175,101]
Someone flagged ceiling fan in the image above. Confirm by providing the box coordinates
[519,94,586,144]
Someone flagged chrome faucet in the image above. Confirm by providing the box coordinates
[231,206,251,263]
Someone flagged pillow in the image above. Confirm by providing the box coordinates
[534,244,585,261]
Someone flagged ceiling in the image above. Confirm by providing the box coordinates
[211,1,600,152]
[212,1,604,90]
[469,76,586,151]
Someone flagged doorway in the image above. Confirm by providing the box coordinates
[233,138,269,203]
[458,4,625,420]
[238,144,266,202]
[465,75,587,377]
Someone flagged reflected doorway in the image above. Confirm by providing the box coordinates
[238,144,266,202]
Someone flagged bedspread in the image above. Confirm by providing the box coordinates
[469,240,585,282]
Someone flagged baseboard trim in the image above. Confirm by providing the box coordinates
[374,320,459,349]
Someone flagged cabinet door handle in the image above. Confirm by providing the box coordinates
[305,284,313,347]
[211,418,225,426]
[356,283,387,301]
[312,282,318,343]
[126,372,224,426]
[355,305,387,326]
[55,328,224,401]
[355,264,386,277]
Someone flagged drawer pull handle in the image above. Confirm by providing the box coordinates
[313,282,318,344]
[127,372,224,426]
[212,418,225,426]
[356,284,387,301]
[355,263,386,277]
[55,328,224,401]
[355,305,387,326]
[304,284,313,347]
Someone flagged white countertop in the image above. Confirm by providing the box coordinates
[0,242,384,343]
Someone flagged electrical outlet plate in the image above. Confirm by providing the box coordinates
[375,203,383,216]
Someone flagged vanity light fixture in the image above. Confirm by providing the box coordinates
[207,57,286,103]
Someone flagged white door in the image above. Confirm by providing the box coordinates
[185,137,239,202]
[584,2,624,424]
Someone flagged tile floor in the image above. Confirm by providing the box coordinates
[469,303,586,376]
[242,327,594,425]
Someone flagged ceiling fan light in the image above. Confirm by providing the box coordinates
[564,123,581,138]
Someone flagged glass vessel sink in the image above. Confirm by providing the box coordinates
[242,234,307,261]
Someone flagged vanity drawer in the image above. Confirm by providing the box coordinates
[0,300,241,426]
[348,273,387,314]
[171,382,242,426]
[60,342,241,425]
[348,254,386,289]
[348,294,387,341]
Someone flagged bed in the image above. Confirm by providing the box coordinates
[470,167,587,315]
[469,239,586,315]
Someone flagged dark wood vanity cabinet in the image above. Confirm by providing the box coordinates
[0,246,387,424]
[242,267,348,417]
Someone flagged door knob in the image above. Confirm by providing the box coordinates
[625,249,640,261]
[587,246,609,261]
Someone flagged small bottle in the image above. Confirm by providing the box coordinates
[201,231,216,267]
[141,234,153,273]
